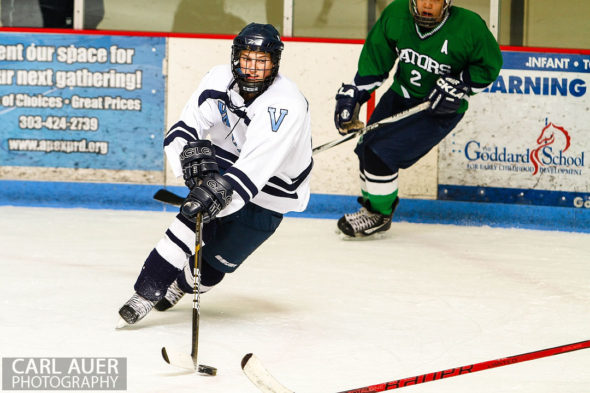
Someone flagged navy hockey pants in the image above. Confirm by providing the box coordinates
[200,202,283,274]
[134,202,282,300]
[176,202,283,292]
[354,89,464,172]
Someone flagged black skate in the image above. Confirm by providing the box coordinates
[117,293,156,327]
[155,280,185,311]
[337,197,398,238]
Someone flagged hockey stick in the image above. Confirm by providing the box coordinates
[153,101,430,207]
[153,188,185,206]
[161,212,217,376]
[242,354,294,393]
[241,339,590,393]
[311,101,430,155]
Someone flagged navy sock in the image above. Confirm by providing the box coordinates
[134,249,182,301]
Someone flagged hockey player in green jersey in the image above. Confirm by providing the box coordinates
[334,0,502,238]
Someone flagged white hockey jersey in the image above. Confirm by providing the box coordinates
[164,64,313,217]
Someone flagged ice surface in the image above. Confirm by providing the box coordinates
[1,206,589,393]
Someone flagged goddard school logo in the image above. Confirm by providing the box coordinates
[463,119,585,177]
[2,357,126,391]
[530,121,573,175]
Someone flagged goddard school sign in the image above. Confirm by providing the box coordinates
[2,357,126,390]
[438,48,590,208]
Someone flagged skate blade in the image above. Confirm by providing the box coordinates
[336,229,389,241]
[115,317,129,329]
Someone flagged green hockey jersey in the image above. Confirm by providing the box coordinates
[355,0,503,112]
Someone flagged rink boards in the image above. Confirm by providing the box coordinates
[0,30,589,230]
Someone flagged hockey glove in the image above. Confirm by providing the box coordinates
[181,173,233,223]
[180,140,219,189]
[427,76,470,115]
[334,83,371,135]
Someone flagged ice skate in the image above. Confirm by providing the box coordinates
[155,280,186,311]
[337,197,397,238]
[117,293,156,327]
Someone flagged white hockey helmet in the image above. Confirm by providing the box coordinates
[409,0,452,29]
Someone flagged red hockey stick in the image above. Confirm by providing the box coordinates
[337,340,590,393]
[242,340,590,393]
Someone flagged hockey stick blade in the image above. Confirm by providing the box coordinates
[153,188,185,206]
[161,347,195,371]
[242,353,294,393]
[161,347,217,375]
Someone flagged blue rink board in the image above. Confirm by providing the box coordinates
[0,180,589,233]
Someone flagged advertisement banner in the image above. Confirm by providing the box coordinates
[0,33,165,171]
[439,49,590,208]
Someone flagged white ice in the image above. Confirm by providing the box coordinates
[1,206,589,393]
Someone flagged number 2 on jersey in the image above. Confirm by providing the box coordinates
[410,69,422,87]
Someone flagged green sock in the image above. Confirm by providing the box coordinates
[362,190,398,215]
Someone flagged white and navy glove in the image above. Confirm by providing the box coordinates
[181,173,233,223]
[334,83,371,135]
[180,140,219,190]
[427,76,470,115]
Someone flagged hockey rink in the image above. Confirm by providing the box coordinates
[1,205,589,393]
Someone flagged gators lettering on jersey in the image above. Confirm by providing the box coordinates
[164,64,313,217]
[354,0,502,112]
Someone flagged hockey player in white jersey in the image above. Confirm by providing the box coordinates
[118,23,313,325]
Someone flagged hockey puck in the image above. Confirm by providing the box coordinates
[197,364,217,376]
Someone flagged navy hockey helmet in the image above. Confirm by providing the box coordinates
[409,0,452,29]
[231,23,284,96]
